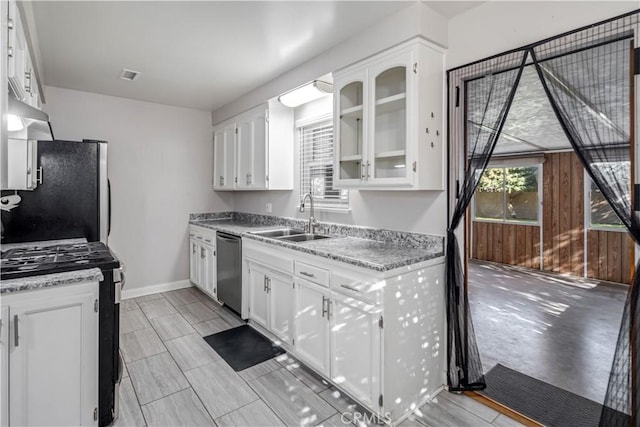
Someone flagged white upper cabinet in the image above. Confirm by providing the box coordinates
[6,0,41,107]
[213,100,293,191]
[334,38,445,191]
[213,122,235,190]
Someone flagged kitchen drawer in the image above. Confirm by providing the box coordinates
[294,261,329,287]
[190,225,215,243]
[331,270,381,304]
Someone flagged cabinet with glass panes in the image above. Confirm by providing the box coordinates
[333,38,445,190]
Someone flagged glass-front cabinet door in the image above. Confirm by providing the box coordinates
[368,52,412,186]
[334,70,367,186]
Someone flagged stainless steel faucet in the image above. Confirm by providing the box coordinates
[300,192,318,234]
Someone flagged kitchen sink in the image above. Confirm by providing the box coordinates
[277,233,333,242]
[251,228,305,238]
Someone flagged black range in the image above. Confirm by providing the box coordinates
[1,241,125,427]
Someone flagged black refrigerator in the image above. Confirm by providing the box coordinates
[1,139,110,243]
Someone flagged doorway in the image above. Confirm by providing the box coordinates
[446,11,639,426]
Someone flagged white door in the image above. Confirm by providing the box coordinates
[330,292,381,408]
[9,284,99,426]
[367,51,414,187]
[236,115,253,190]
[248,263,269,328]
[1,306,9,427]
[213,123,235,190]
[334,70,368,188]
[294,279,330,376]
[236,107,267,190]
[268,272,294,344]
[189,238,199,285]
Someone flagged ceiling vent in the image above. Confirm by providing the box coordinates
[120,68,141,81]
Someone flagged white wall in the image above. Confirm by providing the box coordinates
[233,96,448,236]
[447,1,638,69]
[42,86,233,291]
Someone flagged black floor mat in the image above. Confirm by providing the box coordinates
[479,364,626,427]
[203,325,285,371]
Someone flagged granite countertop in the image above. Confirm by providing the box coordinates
[190,219,444,272]
[191,220,285,237]
[1,268,104,295]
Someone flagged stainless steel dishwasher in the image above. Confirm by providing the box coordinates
[216,232,242,315]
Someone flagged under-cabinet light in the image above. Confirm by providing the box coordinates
[278,80,333,108]
[8,114,24,131]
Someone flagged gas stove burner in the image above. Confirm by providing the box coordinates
[1,241,120,280]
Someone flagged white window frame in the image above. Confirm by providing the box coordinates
[472,163,542,226]
[297,114,350,212]
[583,170,626,233]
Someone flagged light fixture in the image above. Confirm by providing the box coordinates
[278,80,333,108]
[7,114,24,131]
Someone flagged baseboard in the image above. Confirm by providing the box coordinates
[122,279,192,300]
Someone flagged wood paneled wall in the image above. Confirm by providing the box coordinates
[472,222,540,269]
[542,152,584,277]
[470,152,632,284]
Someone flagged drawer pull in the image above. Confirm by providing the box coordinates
[340,284,360,293]
[300,271,315,278]
[321,296,328,318]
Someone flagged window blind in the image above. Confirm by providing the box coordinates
[299,120,349,210]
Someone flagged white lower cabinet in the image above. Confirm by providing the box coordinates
[2,281,99,426]
[330,292,381,408]
[248,263,269,328]
[247,261,294,344]
[268,272,294,344]
[1,307,9,427]
[189,226,217,299]
[293,279,331,376]
[242,239,446,424]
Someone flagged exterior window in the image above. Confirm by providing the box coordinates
[299,120,349,210]
[474,165,540,223]
[587,162,628,230]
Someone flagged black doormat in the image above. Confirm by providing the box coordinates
[203,325,285,372]
[479,364,624,427]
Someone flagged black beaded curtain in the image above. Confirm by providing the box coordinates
[530,12,640,425]
[446,50,529,391]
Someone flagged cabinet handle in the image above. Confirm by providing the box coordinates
[13,315,19,347]
[340,284,361,293]
[36,167,43,185]
[299,271,315,279]
[200,248,205,259]
[263,276,268,292]
[366,161,371,179]
[321,296,327,318]
[361,163,366,180]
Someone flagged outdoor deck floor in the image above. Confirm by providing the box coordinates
[468,260,628,404]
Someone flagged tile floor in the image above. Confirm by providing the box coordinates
[115,287,525,427]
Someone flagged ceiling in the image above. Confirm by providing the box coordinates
[31,1,482,112]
